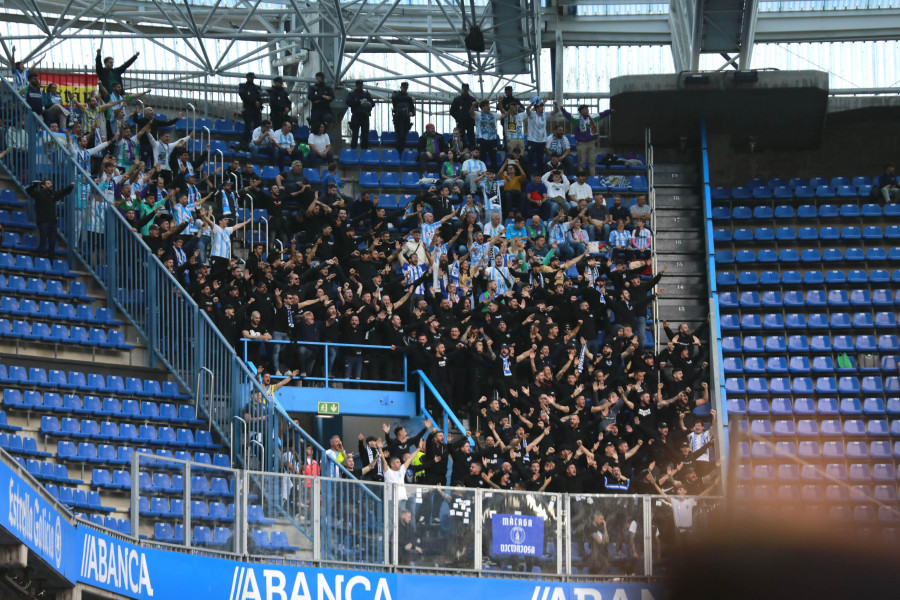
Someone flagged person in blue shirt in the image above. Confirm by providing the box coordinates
[523,173,550,220]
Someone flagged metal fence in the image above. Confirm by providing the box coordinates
[130,452,722,578]
[0,75,361,492]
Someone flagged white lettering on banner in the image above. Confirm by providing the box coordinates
[8,479,64,569]
[232,567,391,600]
[81,533,153,596]
[533,587,656,600]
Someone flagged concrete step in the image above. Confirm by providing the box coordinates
[657,298,709,321]
[655,164,699,175]
[656,254,708,274]
[653,169,699,187]
[661,275,708,293]
[654,192,702,209]
[654,236,706,254]
[655,209,704,231]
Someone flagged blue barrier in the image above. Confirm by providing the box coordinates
[699,119,730,476]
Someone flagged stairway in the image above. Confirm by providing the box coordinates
[653,164,710,344]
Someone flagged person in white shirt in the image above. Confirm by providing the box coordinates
[567,172,593,210]
[525,98,559,171]
[249,119,275,161]
[307,122,332,164]
[379,438,417,506]
[542,168,570,216]
[147,130,191,185]
[461,148,487,193]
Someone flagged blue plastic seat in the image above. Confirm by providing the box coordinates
[722,337,741,353]
[774,205,794,219]
[765,336,787,353]
[744,357,766,374]
[801,249,821,263]
[738,272,759,286]
[741,314,763,330]
[784,313,806,329]
[743,336,764,353]
[716,272,737,287]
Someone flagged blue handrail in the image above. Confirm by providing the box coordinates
[414,370,473,447]
[699,118,730,479]
[239,338,408,389]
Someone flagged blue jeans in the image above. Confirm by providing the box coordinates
[271,331,291,372]
[249,141,271,161]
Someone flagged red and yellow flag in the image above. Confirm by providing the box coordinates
[39,72,97,106]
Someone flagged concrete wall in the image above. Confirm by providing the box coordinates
[708,106,900,186]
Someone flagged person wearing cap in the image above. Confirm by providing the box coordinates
[449,83,476,147]
[307,71,334,130]
[239,72,264,149]
[267,76,292,129]
[390,81,415,155]
[346,79,375,150]
[416,123,448,176]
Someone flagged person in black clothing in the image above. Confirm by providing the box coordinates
[29,180,74,259]
[391,81,415,155]
[239,72,264,150]
[307,71,334,130]
[449,84,476,147]
[346,80,375,150]
[95,49,139,92]
[268,76,292,130]
[382,419,431,460]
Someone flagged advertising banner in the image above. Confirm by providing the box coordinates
[0,458,77,581]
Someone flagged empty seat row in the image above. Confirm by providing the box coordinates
[0,275,90,301]
[716,202,900,220]
[720,311,898,331]
[46,419,220,449]
[0,298,119,325]
[15,457,81,485]
[0,253,73,276]
[250,529,301,552]
[725,376,900,396]
[42,484,113,512]
[6,391,201,424]
[722,334,899,353]
[733,417,897,437]
[719,289,899,308]
[92,469,234,497]
[0,367,189,399]
[717,269,900,287]
[715,248,900,264]
[712,202,899,220]
[1,232,65,254]
[0,432,51,457]
[736,439,898,461]
[711,183,874,202]
[715,225,898,243]
[728,397,900,416]
[0,320,132,348]
[724,355,897,374]
[139,497,234,522]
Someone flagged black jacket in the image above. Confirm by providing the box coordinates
[347,89,375,117]
[30,183,75,224]
[449,93,476,125]
[238,81,263,111]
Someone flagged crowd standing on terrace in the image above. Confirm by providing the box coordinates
[6,53,720,504]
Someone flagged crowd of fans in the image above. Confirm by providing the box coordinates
[8,51,719,501]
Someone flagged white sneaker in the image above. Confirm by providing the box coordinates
[275,370,282,377]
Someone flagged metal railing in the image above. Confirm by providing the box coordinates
[699,118,729,482]
[240,338,409,390]
[127,452,722,578]
[0,75,363,489]
[414,370,471,445]
[645,126,660,352]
